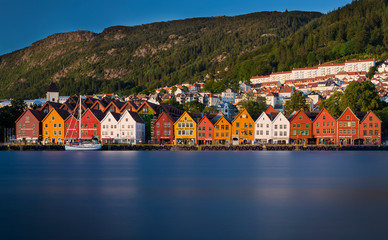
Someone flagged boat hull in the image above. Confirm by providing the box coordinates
[65,144,102,151]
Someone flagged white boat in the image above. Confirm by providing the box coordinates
[65,142,102,151]
[65,95,102,151]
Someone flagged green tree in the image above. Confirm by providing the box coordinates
[320,91,343,118]
[284,91,309,117]
[339,81,381,112]
[367,66,377,79]
[240,96,267,120]
[202,106,218,113]
[181,86,189,92]
[164,98,184,110]
[184,101,204,113]
[171,86,177,94]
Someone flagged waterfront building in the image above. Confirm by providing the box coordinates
[118,110,145,144]
[231,108,255,144]
[213,115,232,145]
[100,111,122,144]
[313,108,337,144]
[136,101,160,143]
[174,111,197,145]
[64,114,79,142]
[272,112,290,144]
[42,108,70,144]
[289,110,317,144]
[119,101,138,114]
[337,107,360,145]
[80,109,105,141]
[103,101,125,114]
[154,112,175,144]
[197,114,217,145]
[15,109,46,143]
[358,111,382,145]
[254,112,274,144]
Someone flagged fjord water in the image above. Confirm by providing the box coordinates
[1,151,388,240]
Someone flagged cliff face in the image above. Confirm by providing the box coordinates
[0,11,322,99]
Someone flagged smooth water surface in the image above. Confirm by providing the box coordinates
[1,151,388,240]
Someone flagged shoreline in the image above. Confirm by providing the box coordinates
[1,144,387,151]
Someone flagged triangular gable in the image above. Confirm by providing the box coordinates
[155,112,176,125]
[255,111,271,124]
[360,111,382,123]
[231,108,253,124]
[198,115,214,127]
[15,109,31,124]
[41,108,69,123]
[173,111,195,126]
[337,107,358,121]
[312,107,336,123]
[272,112,288,123]
[119,101,138,113]
[214,115,231,126]
[136,101,159,115]
[288,110,312,123]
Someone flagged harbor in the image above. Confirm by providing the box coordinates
[1,143,388,151]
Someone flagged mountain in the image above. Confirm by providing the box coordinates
[0,11,321,99]
[226,0,388,82]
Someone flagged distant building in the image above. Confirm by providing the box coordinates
[46,83,59,103]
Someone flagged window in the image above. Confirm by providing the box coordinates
[346,115,350,120]
[284,125,287,129]
[292,123,296,128]
[225,125,229,130]
[369,116,373,121]
[352,129,355,134]
[53,123,57,128]
[292,130,296,135]
[33,130,36,135]
[52,116,55,120]
[216,133,219,137]
[58,131,62,135]
[54,131,57,135]
[216,125,219,130]
[190,123,193,128]
[297,123,301,128]
[323,122,326,127]
[249,123,252,128]
[375,130,379,135]
[369,130,373,135]
[317,129,320,134]
[87,116,90,120]
[94,130,97,135]
[249,131,252,136]
[369,123,373,128]
[331,122,334,127]
[279,125,282,129]
[244,123,248,128]
[209,127,212,131]
[274,131,278,136]
[299,116,303,120]
[178,123,181,128]
[236,123,240,128]
[323,115,326,120]
[284,131,287,136]
[375,123,378,128]
[45,131,48,135]
[157,130,160,135]
[339,122,342,127]
[26,116,30,121]
[305,123,309,129]
[351,122,355,127]
[266,131,269,135]
[94,123,97,128]
[364,123,367,128]
[274,125,277,129]
[323,129,326,134]
[157,123,160,127]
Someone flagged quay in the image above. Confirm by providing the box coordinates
[0,144,388,151]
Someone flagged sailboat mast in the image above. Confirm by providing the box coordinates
[79,95,81,139]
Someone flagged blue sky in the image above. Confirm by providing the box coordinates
[0,0,353,55]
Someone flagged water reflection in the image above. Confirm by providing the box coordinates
[1,151,388,239]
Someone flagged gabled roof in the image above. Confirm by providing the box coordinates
[312,107,336,123]
[83,109,106,122]
[265,105,279,115]
[42,108,70,123]
[40,101,62,111]
[358,111,382,123]
[337,107,358,121]
[268,112,279,121]
[173,111,197,125]
[120,110,145,124]
[15,109,46,123]
[214,114,231,126]
[355,111,368,121]
[255,111,271,123]
[155,112,176,125]
[231,108,253,123]
[136,101,160,114]
[119,101,138,112]
[306,111,319,121]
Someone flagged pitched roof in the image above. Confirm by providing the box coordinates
[306,111,319,121]
[87,109,106,122]
[30,109,47,121]
[267,112,279,121]
[355,111,368,121]
[56,109,71,120]
[111,112,122,121]
[127,111,145,124]
[48,82,59,92]
[265,105,279,114]
[40,101,62,111]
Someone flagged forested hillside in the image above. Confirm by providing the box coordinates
[225,0,388,83]
[0,11,321,99]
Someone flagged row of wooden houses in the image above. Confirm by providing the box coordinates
[15,95,382,145]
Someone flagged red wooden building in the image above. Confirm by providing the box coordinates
[154,112,175,144]
[313,108,337,144]
[358,111,382,145]
[289,110,317,144]
[337,107,360,145]
[80,109,105,140]
[64,114,79,142]
[197,115,216,145]
[15,109,46,143]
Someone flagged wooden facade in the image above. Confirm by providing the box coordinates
[15,109,46,142]
[313,108,337,144]
[359,111,382,145]
[154,112,175,144]
[337,108,360,145]
[231,108,255,144]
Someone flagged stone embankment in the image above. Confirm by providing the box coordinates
[0,144,387,151]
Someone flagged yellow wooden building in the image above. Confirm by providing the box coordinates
[42,108,70,144]
[231,108,255,144]
[173,111,197,144]
[214,116,232,144]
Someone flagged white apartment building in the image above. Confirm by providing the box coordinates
[269,71,292,84]
[117,110,145,144]
[291,67,318,80]
[250,75,271,84]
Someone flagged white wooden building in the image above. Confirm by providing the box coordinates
[117,110,145,144]
[100,112,122,143]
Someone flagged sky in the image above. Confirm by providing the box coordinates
[0,0,353,55]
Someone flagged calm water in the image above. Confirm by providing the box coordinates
[1,151,388,240]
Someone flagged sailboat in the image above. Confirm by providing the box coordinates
[65,95,102,151]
